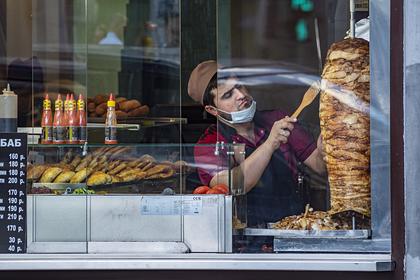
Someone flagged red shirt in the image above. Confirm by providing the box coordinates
[194,110,317,185]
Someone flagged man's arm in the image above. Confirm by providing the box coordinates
[210,141,275,193]
[210,117,297,193]
[303,134,326,175]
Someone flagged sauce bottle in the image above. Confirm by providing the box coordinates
[77,94,87,144]
[53,94,65,144]
[104,93,117,144]
[63,94,70,141]
[41,94,53,144]
[0,84,18,133]
[67,94,79,144]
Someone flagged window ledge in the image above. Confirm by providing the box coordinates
[0,253,394,271]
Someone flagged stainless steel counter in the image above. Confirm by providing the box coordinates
[26,194,232,254]
[0,253,393,271]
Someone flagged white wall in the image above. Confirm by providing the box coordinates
[404,0,420,279]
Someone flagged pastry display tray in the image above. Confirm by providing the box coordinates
[242,227,371,239]
[32,183,85,190]
[31,176,180,194]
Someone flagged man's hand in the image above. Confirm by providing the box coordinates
[265,116,297,151]
[317,134,325,160]
[304,133,327,175]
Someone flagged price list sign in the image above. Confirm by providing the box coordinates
[0,133,27,253]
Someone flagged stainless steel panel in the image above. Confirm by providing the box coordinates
[245,229,370,239]
[0,253,393,271]
[33,195,88,242]
[274,238,390,253]
[27,242,87,254]
[89,195,182,242]
[26,195,34,245]
[183,195,227,252]
[27,195,229,253]
[88,242,189,254]
[224,196,233,253]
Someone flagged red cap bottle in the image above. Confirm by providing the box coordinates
[41,94,53,144]
[77,94,87,144]
[53,94,65,144]
[104,93,117,144]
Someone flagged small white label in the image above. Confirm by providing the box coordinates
[140,196,202,216]
[182,196,202,215]
[354,0,369,11]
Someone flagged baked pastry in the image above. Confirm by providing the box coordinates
[53,171,75,183]
[139,161,155,172]
[52,163,74,171]
[139,154,156,162]
[319,38,371,216]
[108,162,127,175]
[75,154,93,171]
[107,160,121,171]
[70,168,93,183]
[60,151,73,164]
[173,160,189,173]
[86,171,112,186]
[27,165,49,181]
[109,147,132,160]
[111,175,123,183]
[70,155,82,168]
[127,158,143,168]
[116,168,146,182]
[147,169,175,179]
[145,165,175,179]
[39,167,63,183]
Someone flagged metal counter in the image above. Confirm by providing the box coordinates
[0,253,393,271]
[26,194,232,254]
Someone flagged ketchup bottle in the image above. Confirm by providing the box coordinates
[63,94,70,142]
[41,94,53,144]
[67,94,79,144]
[104,93,117,144]
[53,94,65,144]
[77,94,87,144]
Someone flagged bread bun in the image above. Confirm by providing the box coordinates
[93,94,108,105]
[128,105,149,117]
[116,110,128,119]
[115,97,127,103]
[87,102,96,113]
[119,100,141,112]
[95,103,107,116]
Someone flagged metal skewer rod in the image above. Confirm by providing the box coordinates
[349,0,356,38]
[314,17,322,74]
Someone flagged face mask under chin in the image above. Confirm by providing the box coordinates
[215,100,257,125]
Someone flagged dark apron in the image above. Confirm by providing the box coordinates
[245,145,304,227]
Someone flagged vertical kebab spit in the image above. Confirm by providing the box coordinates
[319,38,371,217]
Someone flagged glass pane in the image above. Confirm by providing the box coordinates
[86,0,182,145]
[216,0,385,253]
[27,145,89,253]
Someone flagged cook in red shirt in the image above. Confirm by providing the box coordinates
[188,60,326,226]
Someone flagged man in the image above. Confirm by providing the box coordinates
[188,60,326,227]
